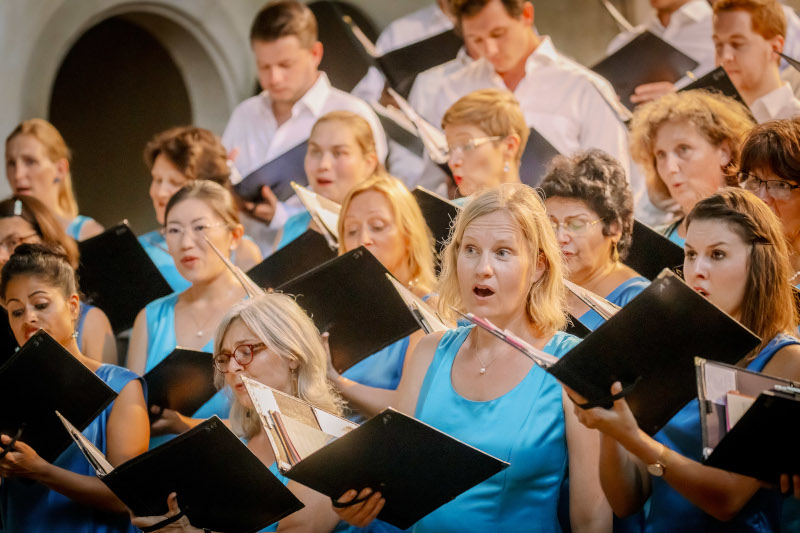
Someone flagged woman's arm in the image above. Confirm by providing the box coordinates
[563,392,612,533]
[276,481,341,532]
[0,379,149,514]
[81,306,118,365]
[127,308,149,375]
[328,330,425,417]
[233,238,263,272]
[389,331,443,416]
[79,219,105,241]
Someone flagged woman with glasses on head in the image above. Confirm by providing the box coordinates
[0,243,148,533]
[569,188,800,532]
[0,195,116,363]
[141,126,262,293]
[5,119,104,241]
[127,180,247,446]
[629,90,755,246]
[442,89,529,203]
[275,111,381,251]
[735,118,800,286]
[541,150,648,331]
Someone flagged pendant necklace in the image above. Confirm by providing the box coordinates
[473,335,496,375]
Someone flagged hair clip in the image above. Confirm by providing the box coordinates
[13,199,22,216]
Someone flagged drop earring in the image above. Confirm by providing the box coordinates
[503,161,510,174]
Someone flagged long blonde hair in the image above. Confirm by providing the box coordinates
[213,293,344,439]
[436,184,567,336]
[338,175,436,290]
[6,119,79,218]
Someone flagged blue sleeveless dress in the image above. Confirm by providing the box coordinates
[411,326,579,532]
[658,219,685,248]
[144,293,231,448]
[646,333,799,532]
[578,277,650,331]
[66,215,97,241]
[276,211,312,251]
[0,365,144,533]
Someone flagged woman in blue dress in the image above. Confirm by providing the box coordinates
[569,188,800,532]
[628,90,754,247]
[325,175,436,425]
[140,126,262,292]
[127,181,248,446]
[274,111,381,251]
[0,243,149,532]
[0,195,117,363]
[542,149,649,332]
[5,118,104,241]
[334,184,611,532]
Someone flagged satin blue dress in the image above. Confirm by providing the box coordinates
[0,365,144,533]
[411,326,580,532]
[144,293,231,448]
[276,211,312,251]
[646,333,799,532]
[578,277,650,331]
[66,215,97,241]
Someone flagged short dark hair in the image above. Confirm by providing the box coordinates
[1,243,78,301]
[449,0,525,22]
[144,126,230,188]
[736,118,800,186]
[539,149,634,259]
[250,1,317,48]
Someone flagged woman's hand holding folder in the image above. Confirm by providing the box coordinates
[0,433,48,480]
[332,487,385,528]
[563,381,640,444]
[780,474,800,500]
[130,492,202,532]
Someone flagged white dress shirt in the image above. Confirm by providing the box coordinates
[423,37,635,189]
[782,5,800,72]
[351,3,454,103]
[222,72,388,255]
[606,0,714,86]
[409,47,475,127]
[751,83,800,123]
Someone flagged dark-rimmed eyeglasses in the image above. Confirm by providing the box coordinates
[213,343,267,373]
[738,172,800,201]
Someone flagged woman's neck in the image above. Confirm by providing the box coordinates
[473,308,546,348]
[67,339,102,372]
[184,269,244,304]
[570,259,621,295]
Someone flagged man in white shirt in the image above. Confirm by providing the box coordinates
[222,0,387,255]
[713,0,800,123]
[606,0,715,105]
[417,0,640,207]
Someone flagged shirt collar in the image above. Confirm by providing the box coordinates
[258,72,331,118]
[752,83,795,120]
[525,35,559,73]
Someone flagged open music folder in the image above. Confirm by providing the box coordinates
[78,222,172,333]
[291,182,341,248]
[0,331,116,464]
[459,269,760,435]
[591,31,699,111]
[341,15,462,99]
[59,414,303,533]
[696,358,800,483]
[624,220,685,281]
[143,348,216,419]
[411,186,461,255]
[680,66,748,108]
[243,378,508,529]
[277,246,421,374]
[233,141,308,203]
[247,229,337,290]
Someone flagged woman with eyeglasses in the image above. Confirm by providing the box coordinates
[274,111,381,251]
[629,90,755,246]
[567,188,800,532]
[127,180,246,446]
[442,89,529,202]
[131,294,378,532]
[0,195,116,363]
[735,118,800,286]
[141,126,262,293]
[5,119,104,241]
[0,243,148,533]
[541,150,648,331]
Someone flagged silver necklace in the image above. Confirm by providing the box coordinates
[473,336,496,375]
